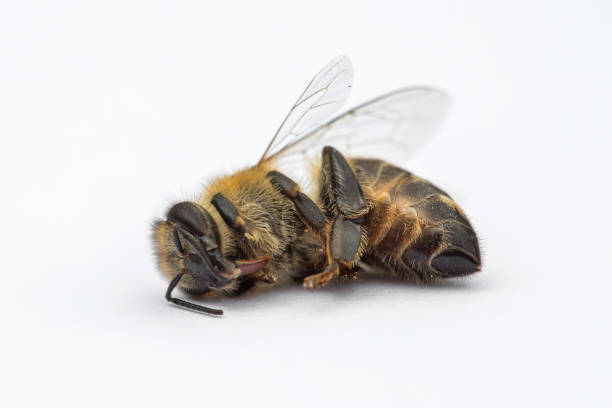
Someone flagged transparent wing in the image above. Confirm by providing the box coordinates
[261,87,450,179]
[257,55,354,165]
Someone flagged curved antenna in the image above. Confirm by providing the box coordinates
[165,273,224,316]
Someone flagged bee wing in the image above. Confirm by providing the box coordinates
[260,87,450,178]
[257,55,354,166]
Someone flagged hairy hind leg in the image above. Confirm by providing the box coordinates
[303,146,369,289]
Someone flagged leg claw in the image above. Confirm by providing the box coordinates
[303,262,339,290]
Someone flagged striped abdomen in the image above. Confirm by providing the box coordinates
[350,158,481,281]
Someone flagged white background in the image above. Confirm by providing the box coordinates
[2,1,611,407]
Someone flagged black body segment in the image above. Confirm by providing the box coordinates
[211,193,242,230]
[399,179,448,202]
[294,192,326,230]
[321,146,367,264]
[167,201,220,243]
[267,170,326,231]
[441,221,480,263]
[400,226,444,279]
[303,147,371,289]
[267,170,299,198]
[330,216,362,262]
[322,146,367,219]
[415,226,444,254]
[211,193,255,257]
[431,249,479,277]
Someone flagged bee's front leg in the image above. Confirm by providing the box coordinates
[303,146,369,289]
[267,170,327,231]
[210,193,276,284]
[211,193,257,258]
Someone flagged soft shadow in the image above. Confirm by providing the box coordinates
[177,272,488,314]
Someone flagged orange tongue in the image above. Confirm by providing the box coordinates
[235,257,270,276]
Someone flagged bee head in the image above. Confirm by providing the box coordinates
[167,202,235,287]
[153,201,268,315]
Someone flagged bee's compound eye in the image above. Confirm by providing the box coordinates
[200,234,218,251]
[167,202,209,236]
[185,254,204,275]
[186,253,203,265]
[184,253,205,276]
[184,253,215,287]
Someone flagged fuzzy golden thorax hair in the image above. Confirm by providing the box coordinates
[152,164,321,296]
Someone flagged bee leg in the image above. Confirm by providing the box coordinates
[303,260,340,289]
[266,170,326,231]
[266,170,331,286]
[303,215,363,289]
[210,194,276,283]
[211,193,256,257]
[303,146,369,289]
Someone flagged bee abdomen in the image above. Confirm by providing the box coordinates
[351,158,481,281]
[399,220,480,279]
[400,193,480,279]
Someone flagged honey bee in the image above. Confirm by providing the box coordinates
[152,55,481,315]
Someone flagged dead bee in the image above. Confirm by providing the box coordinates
[152,55,481,315]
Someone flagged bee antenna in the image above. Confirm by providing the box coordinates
[165,273,224,316]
